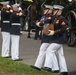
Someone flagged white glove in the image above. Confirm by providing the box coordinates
[18,7,22,11]
[36,22,40,27]
[7,5,10,8]
[48,30,55,36]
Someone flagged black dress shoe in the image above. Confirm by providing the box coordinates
[30,65,41,71]
[53,70,59,73]
[3,56,11,58]
[13,58,23,61]
[60,72,69,75]
[41,67,52,72]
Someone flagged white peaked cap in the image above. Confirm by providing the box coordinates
[12,3,20,8]
[44,5,53,9]
[53,5,64,10]
[0,1,9,5]
[18,7,22,11]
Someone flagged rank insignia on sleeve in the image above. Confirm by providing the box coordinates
[61,21,66,26]
[56,20,59,24]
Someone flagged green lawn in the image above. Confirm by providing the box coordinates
[0,57,56,75]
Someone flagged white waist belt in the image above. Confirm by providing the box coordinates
[3,21,10,23]
[12,23,21,26]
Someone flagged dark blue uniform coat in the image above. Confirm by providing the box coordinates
[1,9,11,32]
[49,16,68,44]
[10,12,21,35]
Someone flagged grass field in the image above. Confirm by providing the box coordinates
[0,57,56,75]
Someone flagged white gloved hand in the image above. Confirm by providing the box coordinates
[48,30,55,36]
[36,22,40,27]
[18,7,22,11]
[7,5,10,8]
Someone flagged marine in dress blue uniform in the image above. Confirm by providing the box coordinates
[31,5,59,72]
[10,3,22,61]
[43,5,69,75]
[1,1,13,58]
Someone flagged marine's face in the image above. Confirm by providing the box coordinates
[47,9,52,14]
[13,7,18,11]
[44,9,52,15]
[53,9,62,16]
[57,10,62,15]
[43,9,49,14]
